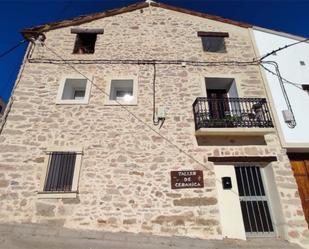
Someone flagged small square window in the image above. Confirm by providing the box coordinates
[73,33,97,54]
[110,80,133,101]
[300,61,306,66]
[38,148,83,199]
[56,77,91,104]
[105,78,138,105]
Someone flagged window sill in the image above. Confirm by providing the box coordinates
[55,100,89,105]
[72,53,95,55]
[37,191,77,199]
[203,51,227,54]
[104,100,137,106]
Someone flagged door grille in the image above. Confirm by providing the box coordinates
[235,166,274,236]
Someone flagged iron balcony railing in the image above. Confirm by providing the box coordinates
[193,97,274,130]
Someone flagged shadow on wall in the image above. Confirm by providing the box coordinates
[196,135,267,146]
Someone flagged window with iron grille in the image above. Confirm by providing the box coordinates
[44,152,77,192]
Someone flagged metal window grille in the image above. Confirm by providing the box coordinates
[235,166,274,236]
[44,152,76,192]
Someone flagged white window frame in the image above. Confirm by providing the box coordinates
[56,75,92,104]
[105,76,138,105]
[37,146,83,199]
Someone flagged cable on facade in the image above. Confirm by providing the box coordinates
[260,64,303,90]
[27,37,304,130]
[0,39,28,134]
[261,61,296,128]
[28,57,259,66]
[0,39,27,59]
[152,62,160,126]
[42,43,245,197]
[258,37,309,61]
[0,43,30,135]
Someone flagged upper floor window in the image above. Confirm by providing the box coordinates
[73,33,97,54]
[71,28,104,54]
[105,77,138,105]
[56,77,92,104]
[198,31,229,53]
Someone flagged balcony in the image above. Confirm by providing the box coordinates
[193,97,274,136]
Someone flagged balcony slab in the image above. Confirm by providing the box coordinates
[195,127,275,136]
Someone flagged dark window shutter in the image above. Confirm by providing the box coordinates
[73,33,97,54]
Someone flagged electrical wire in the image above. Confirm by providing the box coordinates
[28,39,303,131]
[1,59,22,96]
[0,40,26,59]
[261,61,296,128]
[43,43,246,197]
[259,37,309,61]
[152,62,160,126]
[0,42,30,134]
[260,64,303,90]
[27,57,259,66]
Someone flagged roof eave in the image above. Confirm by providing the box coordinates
[21,1,252,40]
[21,1,149,39]
[253,26,309,42]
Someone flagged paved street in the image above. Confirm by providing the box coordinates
[0,223,302,249]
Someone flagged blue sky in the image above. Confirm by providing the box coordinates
[0,0,308,102]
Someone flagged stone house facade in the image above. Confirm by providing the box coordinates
[0,1,308,248]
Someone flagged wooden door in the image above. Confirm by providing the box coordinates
[207,89,229,119]
[290,158,309,227]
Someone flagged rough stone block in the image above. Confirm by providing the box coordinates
[173,197,217,206]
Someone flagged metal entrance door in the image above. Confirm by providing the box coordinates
[235,166,274,236]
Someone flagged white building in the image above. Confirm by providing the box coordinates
[253,27,309,227]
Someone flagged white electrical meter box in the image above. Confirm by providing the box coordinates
[157,107,166,119]
[282,109,293,123]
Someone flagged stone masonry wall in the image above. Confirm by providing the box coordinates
[0,5,308,247]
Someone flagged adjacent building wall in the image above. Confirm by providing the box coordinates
[253,28,309,149]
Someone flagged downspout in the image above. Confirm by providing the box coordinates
[261,61,296,129]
